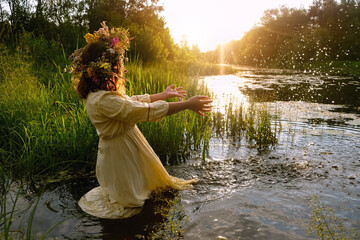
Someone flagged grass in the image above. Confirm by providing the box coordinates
[148,190,186,240]
[0,46,98,181]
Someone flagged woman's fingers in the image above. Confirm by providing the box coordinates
[197,111,205,116]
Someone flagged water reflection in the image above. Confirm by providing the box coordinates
[235,68,360,112]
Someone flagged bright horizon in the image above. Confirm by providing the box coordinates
[160,0,315,52]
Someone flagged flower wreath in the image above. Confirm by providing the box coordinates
[67,22,132,85]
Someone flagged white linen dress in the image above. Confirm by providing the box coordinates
[78,90,196,219]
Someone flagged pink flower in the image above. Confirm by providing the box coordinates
[110,37,119,48]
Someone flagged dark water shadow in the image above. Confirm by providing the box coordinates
[39,178,184,240]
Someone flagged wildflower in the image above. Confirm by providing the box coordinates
[84,33,96,43]
[107,48,116,54]
[110,37,119,48]
[87,67,94,77]
[100,63,111,70]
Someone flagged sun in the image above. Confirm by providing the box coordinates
[160,0,314,52]
[160,0,261,51]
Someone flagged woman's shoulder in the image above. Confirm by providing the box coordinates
[88,90,128,99]
[86,90,130,105]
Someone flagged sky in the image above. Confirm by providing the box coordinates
[160,0,315,52]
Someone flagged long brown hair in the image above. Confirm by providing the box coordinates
[75,41,125,99]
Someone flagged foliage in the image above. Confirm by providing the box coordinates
[207,1,360,73]
[308,195,358,240]
[0,0,201,64]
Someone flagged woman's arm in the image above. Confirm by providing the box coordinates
[167,96,213,116]
[150,84,187,102]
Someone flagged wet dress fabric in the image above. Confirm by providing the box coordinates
[78,90,196,219]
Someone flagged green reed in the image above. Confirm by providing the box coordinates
[210,99,278,150]
[246,105,278,149]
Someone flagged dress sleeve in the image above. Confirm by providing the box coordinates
[130,94,151,103]
[97,92,168,123]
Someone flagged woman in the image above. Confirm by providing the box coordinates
[69,22,212,219]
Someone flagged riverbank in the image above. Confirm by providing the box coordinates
[304,61,360,77]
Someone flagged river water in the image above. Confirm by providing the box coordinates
[6,67,360,239]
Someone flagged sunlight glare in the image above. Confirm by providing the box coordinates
[202,75,249,114]
[161,0,314,52]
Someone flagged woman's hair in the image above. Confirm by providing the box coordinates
[76,41,125,99]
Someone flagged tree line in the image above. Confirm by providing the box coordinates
[0,0,200,63]
[205,0,360,69]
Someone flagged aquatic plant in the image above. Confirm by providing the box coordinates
[246,105,278,150]
[209,100,278,150]
[308,195,358,240]
[148,190,186,240]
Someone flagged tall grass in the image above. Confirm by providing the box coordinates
[0,43,97,181]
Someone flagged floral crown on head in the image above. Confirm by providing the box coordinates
[67,21,132,85]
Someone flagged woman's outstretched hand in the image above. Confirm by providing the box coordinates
[167,95,213,117]
[187,96,213,116]
[163,84,187,101]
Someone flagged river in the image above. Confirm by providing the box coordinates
[6,67,360,239]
